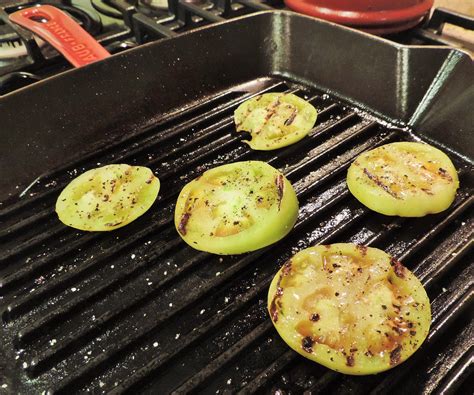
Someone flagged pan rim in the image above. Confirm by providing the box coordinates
[0,10,471,100]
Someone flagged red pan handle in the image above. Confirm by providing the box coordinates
[9,5,110,67]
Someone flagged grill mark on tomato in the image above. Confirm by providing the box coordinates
[420,187,434,195]
[253,97,282,135]
[390,257,406,278]
[269,287,283,322]
[236,100,258,129]
[420,164,454,184]
[264,98,281,121]
[438,167,453,182]
[284,109,297,126]
[275,175,284,210]
[105,221,122,227]
[363,168,401,199]
[390,345,402,365]
[178,212,191,235]
[269,260,292,322]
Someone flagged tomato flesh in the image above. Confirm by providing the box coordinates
[347,142,459,217]
[56,164,160,231]
[268,243,431,375]
[234,93,317,150]
[174,161,299,255]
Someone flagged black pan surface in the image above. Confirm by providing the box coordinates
[0,11,473,395]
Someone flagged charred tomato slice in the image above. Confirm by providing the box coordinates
[268,243,431,375]
[56,164,160,231]
[347,142,459,217]
[174,161,299,255]
[234,93,317,150]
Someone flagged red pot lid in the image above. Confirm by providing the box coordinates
[285,0,434,34]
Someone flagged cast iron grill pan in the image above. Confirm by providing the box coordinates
[1,11,473,395]
[0,77,472,394]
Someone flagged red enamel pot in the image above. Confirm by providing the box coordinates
[284,0,434,34]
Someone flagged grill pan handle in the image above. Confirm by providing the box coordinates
[9,5,110,68]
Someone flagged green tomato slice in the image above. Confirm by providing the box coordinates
[347,142,459,217]
[56,164,160,231]
[268,243,431,375]
[234,93,317,151]
[174,161,299,255]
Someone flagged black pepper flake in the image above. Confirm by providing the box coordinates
[381,305,387,310]
[302,336,314,353]
[310,313,320,322]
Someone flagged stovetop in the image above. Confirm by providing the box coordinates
[0,0,473,95]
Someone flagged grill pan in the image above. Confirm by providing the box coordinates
[0,10,473,394]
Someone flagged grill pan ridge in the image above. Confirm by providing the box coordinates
[0,11,473,395]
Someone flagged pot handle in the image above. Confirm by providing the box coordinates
[9,5,110,68]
